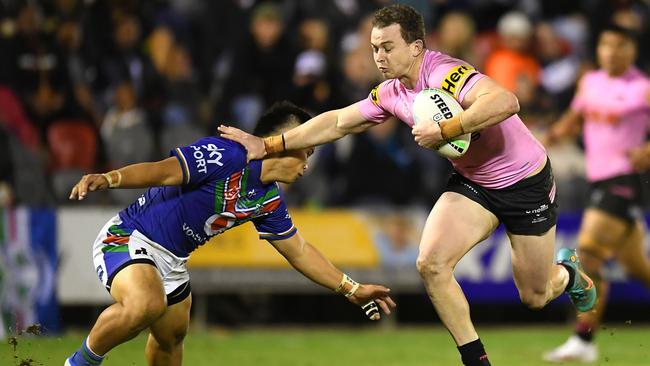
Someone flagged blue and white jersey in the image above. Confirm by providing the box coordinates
[111,137,296,257]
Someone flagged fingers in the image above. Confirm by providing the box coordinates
[375,298,395,316]
[69,184,79,200]
[76,176,90,200]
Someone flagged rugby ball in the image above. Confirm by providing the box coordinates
[412,88,470,159]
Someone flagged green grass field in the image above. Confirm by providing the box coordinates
[2,326,649,366]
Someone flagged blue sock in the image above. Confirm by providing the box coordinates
[68,338,104,365]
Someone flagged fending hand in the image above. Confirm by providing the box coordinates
[69,174,110,201]
[348,284,396,321]
[218,125,266,161]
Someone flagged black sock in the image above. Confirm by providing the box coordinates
[577,330,594,342]
[458,338,491,366]
[576,321,594,342]
[560,263,575,291]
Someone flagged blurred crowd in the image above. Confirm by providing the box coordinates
[0,0,649,211]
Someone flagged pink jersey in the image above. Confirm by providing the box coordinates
[357,50,546,189]
[570,67,650,182]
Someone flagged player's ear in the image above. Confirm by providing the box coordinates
[411,39,424,57]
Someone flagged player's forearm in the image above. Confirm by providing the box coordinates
[281,241,343,291]
[549,109,582,141]
[282,110,346,150]
[460,89,520,133]
[105,158,182,189]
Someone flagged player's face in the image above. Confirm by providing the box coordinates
[597,31,636,75]
[278,147,314,183]
[371,24,418,79]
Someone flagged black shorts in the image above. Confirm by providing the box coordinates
[444,159,558,235]
[589,174,644,223]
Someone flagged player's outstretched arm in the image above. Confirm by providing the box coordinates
[269,232,396,320]
[218,103,375,161]
[69,157,183,200]
[543,109,583,146]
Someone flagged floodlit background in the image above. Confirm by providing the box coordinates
[1,0,649,365]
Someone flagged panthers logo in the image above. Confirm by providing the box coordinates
[370,84,381,105]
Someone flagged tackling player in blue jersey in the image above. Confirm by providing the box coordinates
[64,101,396,366]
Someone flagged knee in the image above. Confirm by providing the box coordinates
[518,289,548,310]
[154,326,188,351]
[416,253,453,283]
[123,297,167,330]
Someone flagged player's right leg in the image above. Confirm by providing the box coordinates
[417,191,499,365]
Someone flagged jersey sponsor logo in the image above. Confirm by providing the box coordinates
[183,222,207,242]
[440,65,474,97]
[525,204,548,215]
[191,144,226,174]
[370,84,381,105]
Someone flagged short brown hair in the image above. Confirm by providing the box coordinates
[372,4,425,44]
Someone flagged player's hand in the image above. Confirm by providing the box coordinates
[218,125,266,161]
[69,174,110,200]
[348,284,396,321]
[628,146,650,173]
[412,120,444,149]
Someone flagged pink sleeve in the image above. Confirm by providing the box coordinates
[357,82,392,123]
[457,73,486,104]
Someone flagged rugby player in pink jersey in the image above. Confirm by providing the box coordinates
[219,5,596,366]
[543,24,650,363]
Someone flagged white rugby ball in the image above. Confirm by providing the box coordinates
[412,88,470,159]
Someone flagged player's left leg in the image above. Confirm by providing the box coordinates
[508,227,572,309]
[145,294,192,366]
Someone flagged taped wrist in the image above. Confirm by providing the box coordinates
[263,134,286,154]
[437,115,465,141]
[102,170,122,188]
[335,273,360,298]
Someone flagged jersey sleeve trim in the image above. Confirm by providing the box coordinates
[173,148,191,185]
[258,225,297,241]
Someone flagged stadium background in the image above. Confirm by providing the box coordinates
[1,0,650,365]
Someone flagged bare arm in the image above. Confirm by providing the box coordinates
[283,103,376,149]
[459,76,520,132]
[269,232,396,319]
[218,102,376,160]
[544,109,583,146]
[69,157,183,200]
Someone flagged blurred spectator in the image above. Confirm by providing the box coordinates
[56,19,102,125]
[374,213,419,268]
[102,13,161,115]
[536,21,582,110]
[327,119,423,206]
[101,80,149,147]
[0,86,40,150]
[292,18,339,113]
[485,11,540,108]
[225,1,297,131]
[430,12,478,66]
